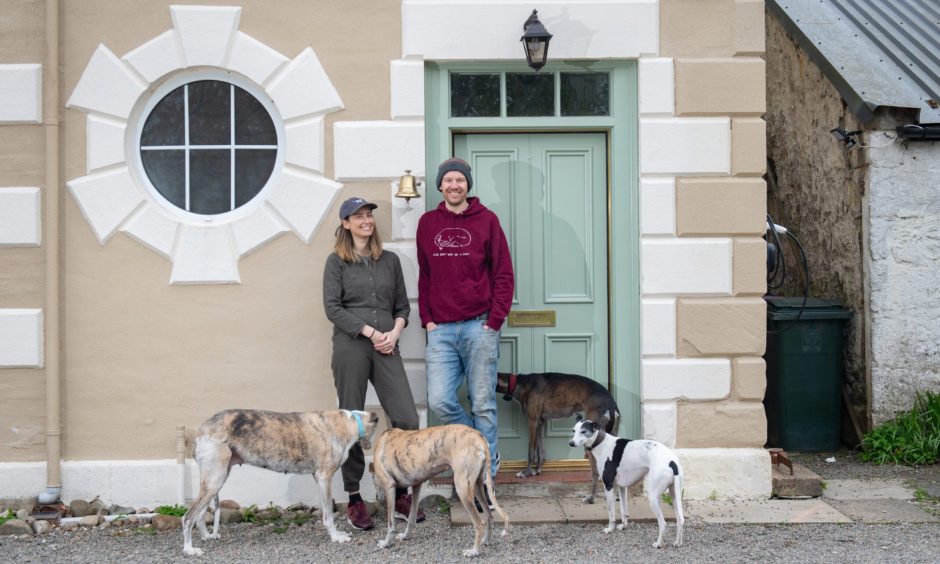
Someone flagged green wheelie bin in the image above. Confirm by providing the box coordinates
[764,297,853,452]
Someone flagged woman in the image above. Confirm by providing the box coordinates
[323,196,423,532]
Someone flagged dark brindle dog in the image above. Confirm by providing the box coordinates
[496,372,620,503]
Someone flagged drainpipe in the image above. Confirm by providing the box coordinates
[176,426,186,505]
[38,0,62,505]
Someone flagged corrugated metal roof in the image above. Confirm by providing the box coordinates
[768,0,940,124]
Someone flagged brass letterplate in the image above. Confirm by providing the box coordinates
[507,310,556,327]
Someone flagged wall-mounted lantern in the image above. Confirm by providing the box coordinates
[521,9,553,72]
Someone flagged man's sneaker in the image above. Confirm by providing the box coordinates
[393,493,426,523]
[346,500,374,531]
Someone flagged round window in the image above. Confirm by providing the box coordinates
[139,79,278,215]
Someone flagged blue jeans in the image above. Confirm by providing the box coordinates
[426,316,500,476]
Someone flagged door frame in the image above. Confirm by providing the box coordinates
[424,60,641,440]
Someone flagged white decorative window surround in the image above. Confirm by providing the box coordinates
[66,5,344,284]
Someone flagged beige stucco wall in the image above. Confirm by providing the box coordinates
[0,0,47,461]
[662,0,768,449]
[2,1,770,467]
[50,0,402,460]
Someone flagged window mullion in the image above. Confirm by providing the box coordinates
[230,85,236,211]
[184,84,190,212]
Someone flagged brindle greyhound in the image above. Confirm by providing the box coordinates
[496,371,620,503]
[372,425,510,558]
[181,408,379,556]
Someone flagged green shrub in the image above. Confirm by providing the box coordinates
[155,504,188,517]
[860,391,940,465]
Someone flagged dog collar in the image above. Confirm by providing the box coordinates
[351,412,366,440]
[502,373,518,401]
[585,432,605,451]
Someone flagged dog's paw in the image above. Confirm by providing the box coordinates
[183,547,204,556]
[602,526,614,534]
[617,523,626,531]
[378,539,391,549]
[500,529,508,538]
[673,540,682,548]
[653,540,663,549]
[200,532,220,541]
[462,548,480,558]
[515,470,531,478]
[396,532,410,541]
[330,532,352,543]
[582,495,595,504]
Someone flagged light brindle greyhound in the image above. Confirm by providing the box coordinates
[496,371,620,503]
[371,424,510,558]
[181,408,379,556]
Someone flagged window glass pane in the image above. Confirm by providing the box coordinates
[189,149,231,214]
[450,73,499,117]
[188,81,231,145]
[234,87,276,145]
[561,72,610,116]
[141,150,185,208]
[234,149,277,207]
[506,72,554,117]
[141,87,184,146]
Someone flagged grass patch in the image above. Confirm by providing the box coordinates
[0,509,16,526]
[134,526,157,535]
[155,504,188,517]
[707,490,718,501]
[860,391,940,465]
[660,493,673,506]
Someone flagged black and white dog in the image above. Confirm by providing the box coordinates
[569,416,685,548]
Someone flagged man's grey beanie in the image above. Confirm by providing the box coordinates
[436,157,473,191]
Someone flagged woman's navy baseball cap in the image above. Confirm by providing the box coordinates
[339,196,378,220]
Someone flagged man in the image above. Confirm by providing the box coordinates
[417,157,515,480]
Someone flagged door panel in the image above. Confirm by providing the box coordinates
[451,132,608,464]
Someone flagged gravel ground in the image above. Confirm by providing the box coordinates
[4,449,939,563]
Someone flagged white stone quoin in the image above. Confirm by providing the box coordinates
[0,64,42,123]
[0,187,41,246]
[0,309,44,367]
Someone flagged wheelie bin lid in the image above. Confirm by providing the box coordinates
[765,296,854,321]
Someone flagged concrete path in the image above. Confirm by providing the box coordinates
[449,471,939,526]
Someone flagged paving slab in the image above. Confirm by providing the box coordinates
[685,499,852,524]
[450,496,562,526]
[822,479,915,501]
[826,499,939,523]
[559,495,674,523]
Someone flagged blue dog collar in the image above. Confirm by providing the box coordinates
[352,412,366,440]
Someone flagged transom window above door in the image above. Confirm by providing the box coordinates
[139,78,279,216]
[450,71,610,118]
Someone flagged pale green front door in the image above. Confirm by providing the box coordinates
[449,132,609,466]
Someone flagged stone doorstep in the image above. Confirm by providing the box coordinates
[772,461,824,498]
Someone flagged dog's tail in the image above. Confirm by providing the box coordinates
[482,446,510,537]
[603,407,621,436]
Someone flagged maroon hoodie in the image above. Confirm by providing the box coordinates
[416,197,514,330]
